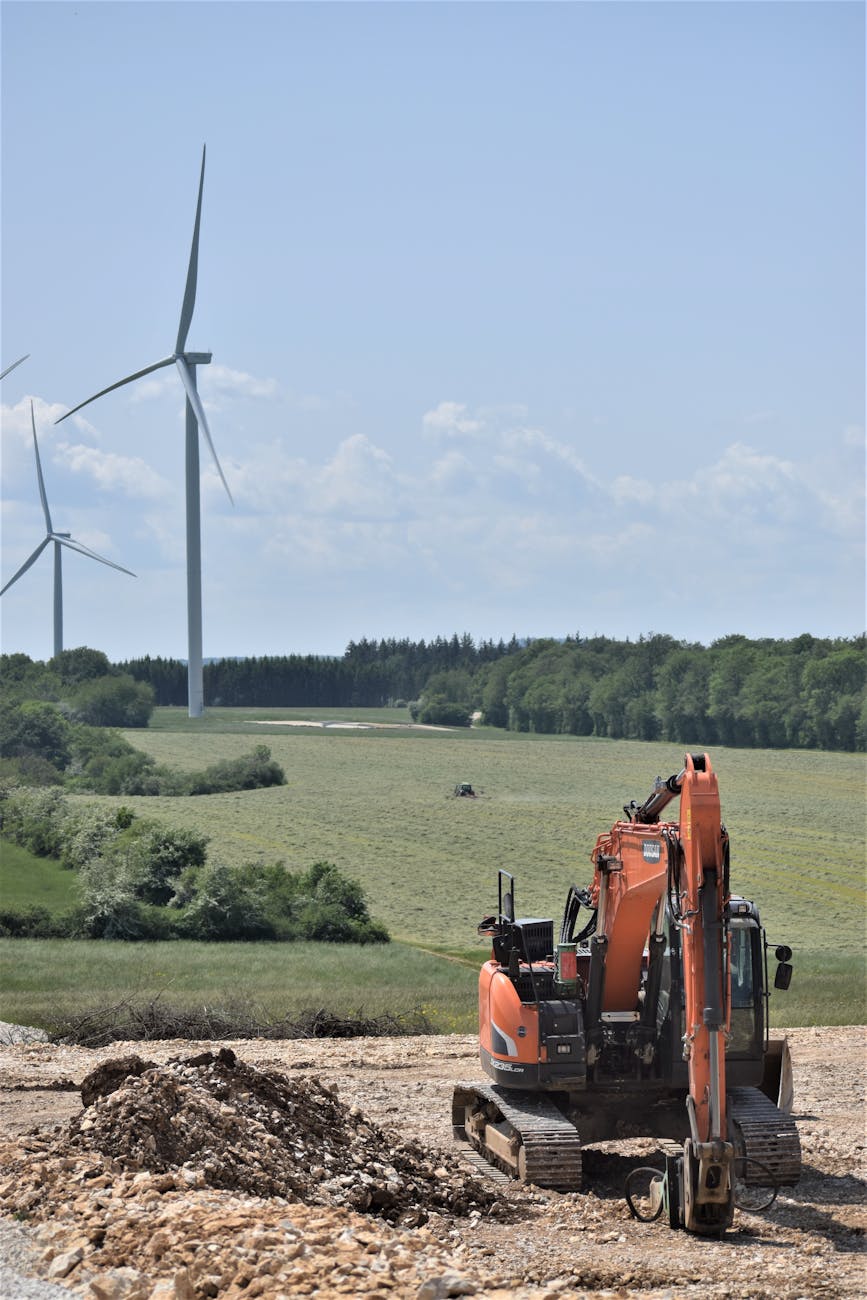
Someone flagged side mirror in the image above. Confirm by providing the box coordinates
[774,962,793,991]
[775,944,793,963]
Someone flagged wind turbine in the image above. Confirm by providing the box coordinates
[1,401,135,657]
[56,145,231,717]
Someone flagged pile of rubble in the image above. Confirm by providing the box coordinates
[64,1048,503,1225]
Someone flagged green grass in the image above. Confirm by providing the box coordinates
[0,938,859,1032]
[0,938,481,1034]
[783,951,867,1027]
[102,718,866,959]
[0,842,79,914]
[2,711,864,1028]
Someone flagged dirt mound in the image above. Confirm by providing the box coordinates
[68,1048,503,1224]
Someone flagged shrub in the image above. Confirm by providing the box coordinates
[69,674,155,728]
[177,861,274,940]
[0,754,65,787]
[0,699,72,770]
[120,823,210,906]
[416,696,471,727]
[0,906,60,938]
[0,786,70,858]
[183,746,285,795]
[50,647,112,685]
[76,856,174,940]
[286,862,389,944]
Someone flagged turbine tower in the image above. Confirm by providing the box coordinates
[1,402,135,657]
[56,145,231,717]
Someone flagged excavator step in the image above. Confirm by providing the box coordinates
[728,1086,802,1186]
[453,1081,582,1192]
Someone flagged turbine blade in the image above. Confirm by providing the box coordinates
[176,144,206,355]
[57,536,136,577]
[0,354,29,381]
[0,538,50,595]
[55,357,175,424]
[175,356,234,505]
[30,401,53,532]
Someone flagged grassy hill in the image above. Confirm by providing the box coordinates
[2,709,864,1029]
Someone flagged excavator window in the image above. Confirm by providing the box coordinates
[730,925,755,1008]
[728,920,762,1057]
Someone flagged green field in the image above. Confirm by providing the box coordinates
[0,936,859,1033]
[0,842,80,913]
[2,710,864,1029]
[104,712,865,955]
[0,938,479,1033]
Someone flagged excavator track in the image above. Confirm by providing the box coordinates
[453,1082,583,1192]
[728,1086,801,1186]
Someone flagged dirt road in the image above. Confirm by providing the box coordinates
[0,1027,863,1299]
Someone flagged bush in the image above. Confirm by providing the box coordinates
[416,696,471,727]
[0,754,65,787]
[282,862,389,944]
[76,856,176,940]
[0,699,72,770]
[0,786,70,858]
[60,805,137,871]
[0,906,66,938]
[177,861,275,940]
[50,647,112,685]
[69,674,155,728]
[182,746,285,795]
[120,823,210,905]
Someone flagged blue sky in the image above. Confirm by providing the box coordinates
[1,1,863,662]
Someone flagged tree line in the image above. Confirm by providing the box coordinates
[120,635,520,707]
[119,632,866,752]
[474,633,866,751]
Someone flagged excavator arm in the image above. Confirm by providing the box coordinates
[611,753,734,1232]
[586,754,734,1231]
[669,754,734,1232]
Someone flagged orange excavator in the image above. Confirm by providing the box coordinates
[453,753,800,1235]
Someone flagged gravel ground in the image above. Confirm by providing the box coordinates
[0,1026,864,1298]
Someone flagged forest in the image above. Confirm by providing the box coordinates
[119,632,866,752]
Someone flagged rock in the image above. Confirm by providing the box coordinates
[417,1272,477,1298]
[46,1247,83,1278]
[81,1056,157,1108]
[147,1274,195,1300]
[62,1050,503,1223]
[89,1267,149,1299]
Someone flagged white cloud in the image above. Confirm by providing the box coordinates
[422,401,485,437]
[54,441,169,499]
[2,395,71,436]
[612,476,655,505]
[505,428,597,484]
[129,375,174,404]
[429,450,475,491]
[316,435,403,518]
[204,365,279,400]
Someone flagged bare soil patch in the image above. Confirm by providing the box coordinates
[0,1027,864,1298]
